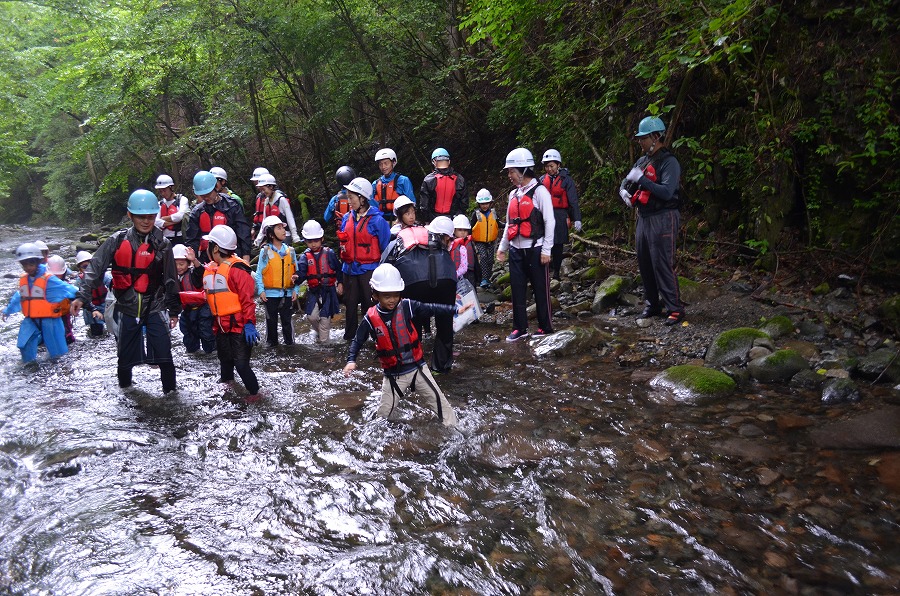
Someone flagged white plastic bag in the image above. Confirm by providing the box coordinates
[453,279,483,333]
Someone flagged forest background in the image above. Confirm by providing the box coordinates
[0,0,896,283]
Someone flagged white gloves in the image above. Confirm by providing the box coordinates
[573,221,582,232]
[625,167,643,183]
[619,188,633,208]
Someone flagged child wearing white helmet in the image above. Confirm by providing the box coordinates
[342,263,473,428]
[254,215,301,346]
[297,220,343,343]
[47,255,77,344]
[154,173,190,245]
[372,148,416,223]
[253,173,299,247]
[3,244,78,364]
[539,149,582,280]
[171,244,215,354]
[74,250,111,338]
[470,188,500,288]
[450,214,477,285]
[389,195,418,239]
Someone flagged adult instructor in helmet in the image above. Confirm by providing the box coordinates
[419,147,467,222]
[619,116,685,326]
[71,189,182,394]
[185,170,252,264]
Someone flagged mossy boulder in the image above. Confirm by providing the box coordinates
[590,275,626,314]
[500,285,512,301]
[748,349,809,383]
[877,295,900,333]
[758,315,794,340]
[855,348,900,383]
[650,365,737,403]
[496,272,511,287]
[580,264,610,282]
[705,328,772,366]
[532,325,614,358]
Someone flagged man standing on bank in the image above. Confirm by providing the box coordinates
[620,116,685,326]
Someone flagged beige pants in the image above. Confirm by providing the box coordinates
[378,365,458,427]
[308,303,332,343]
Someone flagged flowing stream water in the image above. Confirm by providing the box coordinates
[0,226,897,595]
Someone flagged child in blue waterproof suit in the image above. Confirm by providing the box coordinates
[2,243,78,363]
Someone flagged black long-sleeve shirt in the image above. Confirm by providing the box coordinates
[185,194,252,261]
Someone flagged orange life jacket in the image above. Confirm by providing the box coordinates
[18,274,65,318]
[451,235,475,271]
[159,199,181,231]
[198,209,229,251]
[367,303,423,369]
[541,175,569,209]
[471,209,498,243]
[304,248,337,288]
[111,234,158,294]
[433,173,457,215]
[260,245,296,290]
[337,213,381,264]
[202,256,244,316]
[506,185,544,242]
[375,177,400,216]
[335,193,351,223]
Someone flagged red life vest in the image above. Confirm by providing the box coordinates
[541,175,569,209]
[367,303,423,369]
[304,248,337,288]
[198,209,229,251]
[397,226,429,251]
[178,270,206,308]
[337,213,381,264]
[253,193,287,225]
[375,177,400,216]
[507,184,544,241]
[433,173,457,214]
[335,194,351,223]
[451,236,475,271]
[77,272,108,306]
[159,200,180,231]
[18,274,65,318]
[632,162,658,207]
[111,234,158,294]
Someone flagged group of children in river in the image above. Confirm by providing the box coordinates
[3,144,591,429]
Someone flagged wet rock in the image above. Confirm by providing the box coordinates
[728,281,755,294]
[758,315,794,340]
[747,349,809,383]
[469,434,562,469]
[747,346,772,360]
[634,438,671,462]
[824,368,849,379]
[559,257,574,278]
[590,275,626,313]
[820,378,861,405]
[636,317,653,328]
[855,347,900,383]
[775,414,814,431]
[650,365,736,403]
[705,327,771,366]
[876,453,900,493]
[721,365,751,387]
[739,424,765,437]
[789,369,826,389]
[531,326,613,358]
[797,320,826,339]
[563,300,592,315]
[810,407,900,448]
[780,339,820,360]
[876,295,900,333]
[712,438,775,462]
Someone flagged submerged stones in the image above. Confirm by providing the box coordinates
[650,365,736,403]
[531,326,613,358]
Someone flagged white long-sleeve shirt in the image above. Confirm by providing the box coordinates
[254,190,299,243]
[155,194,190,239]
[498,178,555,256]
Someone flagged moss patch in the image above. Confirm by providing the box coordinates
[496,272,511,287]
[758,315,794,339]
[651,365,737,402]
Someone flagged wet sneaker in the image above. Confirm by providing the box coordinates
[506,329,529,342]
[531,328,553,338]
[664,311,685,326]
[245,394,262,404]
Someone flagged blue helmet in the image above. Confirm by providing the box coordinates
[635,116,666,137]
[193,170,217,195]
[127,189,160,215]
[431,147,450,161]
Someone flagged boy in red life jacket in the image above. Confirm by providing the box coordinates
[191,225,262,403]
[470,188,501,288]
[297,220,343,343]
[342,264,472,428]
[173,244,216,354]
[70,190,182,394]
[254,215,300,347]
[3,243,77,364]
[419,147,468,222]
[451,214,478,286]
[74,250,111,337]
[539,149,582,280]
[371,148,416,224]
[154,174,190,245]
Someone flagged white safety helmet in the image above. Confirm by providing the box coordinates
[75,250,93,265]
[301,220,325,240]
[504,148,535,169]
[250,167,270,181]
[369,263,405,292]
[171,244,189,260]
[542,149,562,164]
[452,214,471,230]
[202,224,238,251]
[374,148,397,164]
[475,188,493,203]
[46,255,67,275]
[34,240,49,252]
[427,215,454,237]
[261,215,285,234]
[209,166,228,181]
[392,195,415,216]
[155,174,175,189]
[344,176,373,202]
[15,243,43,261]
[256,173,277,187]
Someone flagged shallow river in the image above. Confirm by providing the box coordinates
[0,226,897,595]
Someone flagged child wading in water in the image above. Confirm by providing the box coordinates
[342,263,472,427]
[255,215,299,346]
[297,220,342,343]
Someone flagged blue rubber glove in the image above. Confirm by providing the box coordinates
[243,322,260,346]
